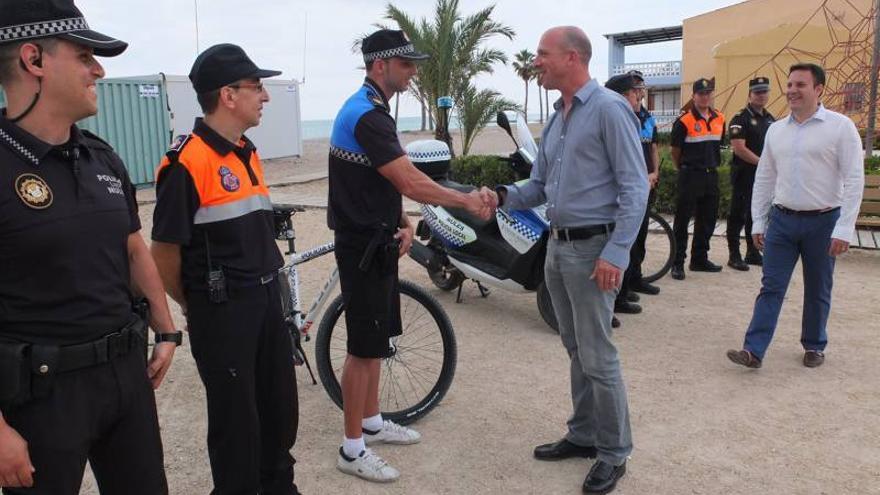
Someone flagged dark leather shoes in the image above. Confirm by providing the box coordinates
[583,460,626,494]
[803,350,825,368]
[611,316,620,328]
[614,301,642,314]
[727,257,749,271]
[630,280,660,295]
[726,349,762,369]
[534,438,597,461]
[744,251,763,266]
[625,291,640,303]
[671,265,685,280]
[690,260,723,272]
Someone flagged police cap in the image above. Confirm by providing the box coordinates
[0,0,127,57]
[362,29,429,63]
[693,78,714,94]
[189,44,282,94]
[605,71,646,95]
[749,77,770,92]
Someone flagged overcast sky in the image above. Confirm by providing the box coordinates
[77,0,743,120]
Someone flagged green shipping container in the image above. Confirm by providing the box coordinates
[1,79,171,186]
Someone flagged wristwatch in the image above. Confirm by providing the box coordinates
[154,331,183,346]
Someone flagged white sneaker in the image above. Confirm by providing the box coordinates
[363,420,422,446]
[336,447,400,483]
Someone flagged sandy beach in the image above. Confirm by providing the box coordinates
[80,127,880,494]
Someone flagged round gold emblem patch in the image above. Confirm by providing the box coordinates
[15,173,53,209]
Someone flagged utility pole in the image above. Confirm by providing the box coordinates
[194,0,201,55]
[864,0,880,154]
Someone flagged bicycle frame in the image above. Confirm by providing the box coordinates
[284,242,338,337]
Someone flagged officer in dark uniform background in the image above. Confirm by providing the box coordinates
[726,77,775,271]
[0,1,180,492]
[605,70,661,319]
[150,44,300,494]
[329,29,491,482]
[670,78,726,280]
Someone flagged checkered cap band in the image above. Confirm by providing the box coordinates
[363,44,416,62]
[0,17,89,43]
[330,145,372,167]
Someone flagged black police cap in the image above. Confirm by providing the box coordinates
[189,44,282,94]
[605,71,646,95]
[693,78,714,93]
[749,77,770,92]
[362,29,429,63]
[0,0,127,57]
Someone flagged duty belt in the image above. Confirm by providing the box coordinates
[51,317,146,374]
[550,223,615,241]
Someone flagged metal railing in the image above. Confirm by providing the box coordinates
[611,61,682,78]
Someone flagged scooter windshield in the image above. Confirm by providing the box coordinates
[515,112,539,165]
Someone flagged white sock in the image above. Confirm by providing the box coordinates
[362,413,384,433]
[342,436,365,459]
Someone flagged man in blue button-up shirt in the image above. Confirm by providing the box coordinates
[493,26,647,494]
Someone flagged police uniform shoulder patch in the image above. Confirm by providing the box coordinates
[694,122,702,132]
[169,134,191,152]
[80,130,113,150]
[15,173,53,209]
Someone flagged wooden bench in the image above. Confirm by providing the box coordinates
[857,175,880,229]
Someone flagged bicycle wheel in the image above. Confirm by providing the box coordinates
[314,279,457,425]
[641,211,675,283]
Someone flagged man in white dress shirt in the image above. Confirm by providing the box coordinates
[726,63,865,369]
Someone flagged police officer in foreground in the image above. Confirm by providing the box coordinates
[605,71,662,318]
[670,78,726,280]
[329,29,491,483]
[726,77,775,271]
[150,45,299,494]
[0,1,180,492]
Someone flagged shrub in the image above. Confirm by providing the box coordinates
[449,155,517,187]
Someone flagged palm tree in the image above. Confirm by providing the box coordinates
[533,66,544,124]
[456,84,519,155]
[512,49,534,123]
[383,0,515,146]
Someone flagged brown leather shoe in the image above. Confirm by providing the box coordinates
[803,350,825,368]
[726,349,762,369]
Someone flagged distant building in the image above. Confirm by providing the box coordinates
[604,25,683,129]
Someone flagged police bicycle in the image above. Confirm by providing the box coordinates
[271,204,456,425]
[641,208,675,283]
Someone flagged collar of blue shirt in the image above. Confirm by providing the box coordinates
[552,78,601,111]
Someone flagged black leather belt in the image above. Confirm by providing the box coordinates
[550,223,615,241]
[774,205,839,216]
[53,317,145,374]
[680,166,717,173]
[259,272,276,285]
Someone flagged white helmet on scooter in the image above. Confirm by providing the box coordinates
[406,139,451,180]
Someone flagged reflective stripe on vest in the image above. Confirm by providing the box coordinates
[194,193,272,224]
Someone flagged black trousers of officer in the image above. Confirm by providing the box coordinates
[726,163,759,257]
[186,279,298,495]
[618,190,654,300]
[1,336,167,495]
[673,167,720,266]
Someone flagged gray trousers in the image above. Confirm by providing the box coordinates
[545,235,633,466]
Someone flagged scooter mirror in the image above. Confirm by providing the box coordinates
[496,111,512,135]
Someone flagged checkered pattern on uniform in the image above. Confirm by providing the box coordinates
[420,205,466,248]
[497,210,540,243]
[330,145,372,167]
[408,149,450,163]
[0,17,89,43]
[363,44,415,62]
[0,128,40,166]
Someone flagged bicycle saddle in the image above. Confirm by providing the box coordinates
[272,203,306,215]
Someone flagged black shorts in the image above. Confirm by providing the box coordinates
[335,231,402,359]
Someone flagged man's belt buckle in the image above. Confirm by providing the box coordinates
[550,228,568,241]
[260,273,275,285]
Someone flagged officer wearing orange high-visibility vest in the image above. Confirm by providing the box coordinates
[669,77,726,280]
[150,44,300,495]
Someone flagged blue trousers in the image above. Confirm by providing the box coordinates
[743,207,840,360]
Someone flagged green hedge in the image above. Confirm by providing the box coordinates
[865,155,880,175]
[449,155,516,188]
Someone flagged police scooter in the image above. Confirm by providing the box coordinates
[407,106,560,331]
